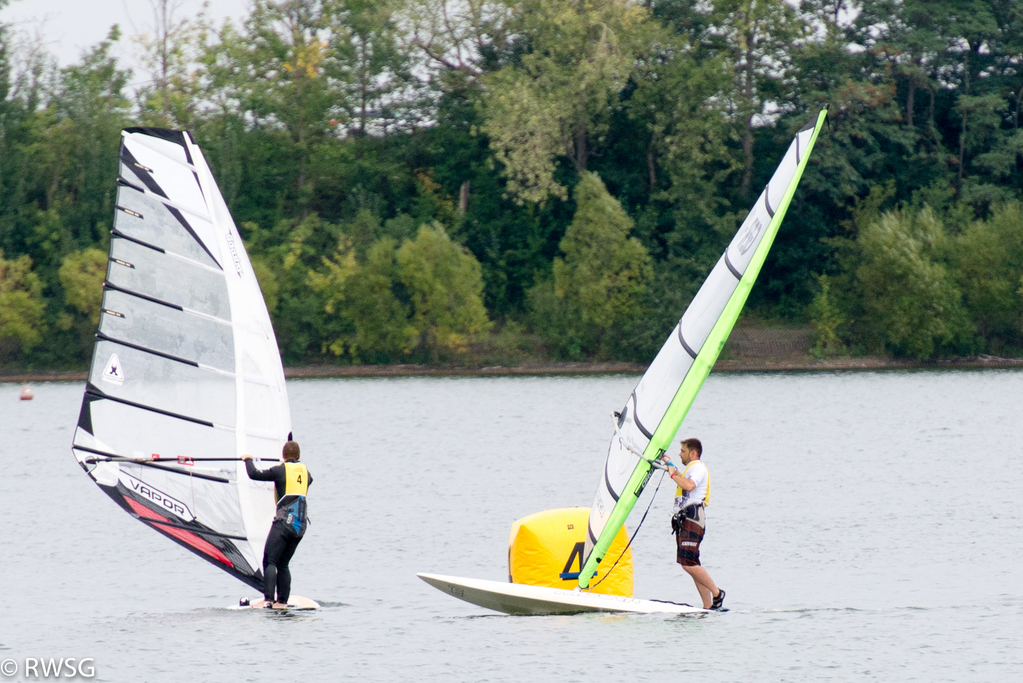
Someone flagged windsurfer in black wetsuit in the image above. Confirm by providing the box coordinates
[242,440,312,608]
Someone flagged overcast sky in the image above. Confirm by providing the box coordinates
[1,0,250,84]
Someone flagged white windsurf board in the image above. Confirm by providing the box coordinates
[418,573,705,616]
[229,595,319,610]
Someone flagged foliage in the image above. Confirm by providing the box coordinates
[0,250,46,357]
[3,0,1023,367]
[311,223,491,362]
[397,223,492,358]
[58,248,108,326]
[854,208,972,358]
[532,171,651,358]
[808,274,845,357]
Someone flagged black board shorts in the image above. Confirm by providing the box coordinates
[674,505,706,567]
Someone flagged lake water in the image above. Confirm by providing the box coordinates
[1,371,1021,682]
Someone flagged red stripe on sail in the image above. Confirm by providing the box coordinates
[124,497,234,567]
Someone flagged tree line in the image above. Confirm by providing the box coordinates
[1,0,1022,369]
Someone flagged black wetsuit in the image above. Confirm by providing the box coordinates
[244,459,313,603]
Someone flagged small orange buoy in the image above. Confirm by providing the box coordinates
[20,384,33,401]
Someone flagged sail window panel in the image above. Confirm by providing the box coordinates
[91,340,236,427]
[108,239,231,320]
[678,259,739,356]
[766,141,800,215]
[99,289,235,372]
[633,328,697,433]
[117,462,248,538]
[725,199,774,275]
[115,185,220,269]
[86,399,235,463]
[123,137,208,217]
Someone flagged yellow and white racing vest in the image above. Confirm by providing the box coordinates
[672,460,710,514]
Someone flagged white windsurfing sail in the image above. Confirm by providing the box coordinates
[72,127,290,590]
[579,109,828,589]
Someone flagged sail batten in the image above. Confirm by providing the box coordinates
[73,127,290,592]
[578,109,828,589]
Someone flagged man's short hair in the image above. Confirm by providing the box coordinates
[283,441,301,461]
[682,438,702,458]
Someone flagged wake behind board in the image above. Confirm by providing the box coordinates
[230,595,319,610]
[418,573,704,616]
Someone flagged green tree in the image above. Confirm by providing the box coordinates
[480,0,650,204]
[132,0,208,127]
[951,201,1023,349]
[553,172,651,328]
[855,207,971,357]
[808,273,845,357]
[706,0,810,197]
[0,250,47,358]
[397,223,492,357]
[324,0,410,136]
[333,236,418,362]
[58,248,108,326]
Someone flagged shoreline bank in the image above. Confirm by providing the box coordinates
[3,354,1023,384]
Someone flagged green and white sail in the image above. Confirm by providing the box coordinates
[579,109,827,589]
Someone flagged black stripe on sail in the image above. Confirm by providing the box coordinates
[120,146,167,198]
[764,185,776,217]
[85,383,214,428]
[103,281,183,311]
[164,204,221,269]
[795,134,801,165]
[124,127,188,147]
[630,391,654,439]
[798,112,819,132]
[117,177,146,194]
[588,524,598,545]
[724,251,742,280]
[77,395,97,436]
[111,229,166,254]
[182,132,195,165]
[193,171,205,201]
[96,332,200,368]
[604,464,621,503]
[677,327,699,359]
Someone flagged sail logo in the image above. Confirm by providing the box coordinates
[736,217,764,255]
[120,472,195,521]
[225,231,244,278]
[102,353,124,385]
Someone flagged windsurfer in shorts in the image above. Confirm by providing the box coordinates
[663,438,725,610]
[242,440,312,608]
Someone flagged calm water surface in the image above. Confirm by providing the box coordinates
[1,371,1021,682]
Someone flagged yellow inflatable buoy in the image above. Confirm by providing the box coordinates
[508,507,633,597]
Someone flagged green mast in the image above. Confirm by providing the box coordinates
[579,109,828,590]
